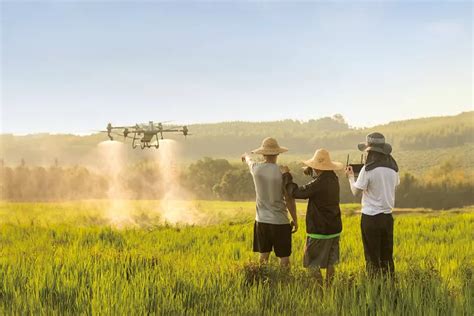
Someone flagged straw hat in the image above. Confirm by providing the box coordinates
[358,132,392,155]
[251,137,288,155]
[303,149,343,171]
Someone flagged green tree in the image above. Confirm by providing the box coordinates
[213,167,254,201]
[184,158,234,199]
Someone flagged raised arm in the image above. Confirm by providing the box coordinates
[241,153,256,170]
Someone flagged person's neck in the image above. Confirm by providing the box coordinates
[315,169,327,176]
[264,156,277,164]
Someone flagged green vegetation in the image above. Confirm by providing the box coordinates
[1,112,473,165]
[0,201,472,314]
[2,157,473,209]
[2,112,472,208]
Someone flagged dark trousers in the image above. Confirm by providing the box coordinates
[361,213,395,276]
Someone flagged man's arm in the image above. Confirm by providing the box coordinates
[241,153,256,169]
[284,186,298,233]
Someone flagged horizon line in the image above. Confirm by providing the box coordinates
[1,110,471,137]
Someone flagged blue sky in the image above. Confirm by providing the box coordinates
[1,1,472,134]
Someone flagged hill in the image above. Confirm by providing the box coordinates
[1,112,473,173]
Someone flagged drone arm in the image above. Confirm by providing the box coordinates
[162,129,180,132]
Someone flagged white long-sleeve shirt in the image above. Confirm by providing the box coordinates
[349,166,400,216]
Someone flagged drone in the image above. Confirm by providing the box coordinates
[101,121,190,149]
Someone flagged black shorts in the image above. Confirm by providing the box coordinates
[253,221,292,258]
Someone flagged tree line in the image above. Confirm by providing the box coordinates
[1,112,473,165]
[1,158,473,210]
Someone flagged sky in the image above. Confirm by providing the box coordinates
[1,1,472,134]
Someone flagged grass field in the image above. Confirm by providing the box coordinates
[0,201,472,315]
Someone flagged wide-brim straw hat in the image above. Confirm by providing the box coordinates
[303,148,344,171]
[358,132,392,155]
[251,137,288,155]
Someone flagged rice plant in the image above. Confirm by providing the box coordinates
[0,201,472,314]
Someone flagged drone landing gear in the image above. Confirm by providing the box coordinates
[154,134,160,148]
[132,135,138,149]
[139,141,159,149]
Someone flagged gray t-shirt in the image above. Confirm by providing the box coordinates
[247,160,289,225]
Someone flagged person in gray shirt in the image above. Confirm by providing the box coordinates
[242,137,298,268]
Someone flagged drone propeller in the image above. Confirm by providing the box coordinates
[109,131,134,139]
[106,124,132,129]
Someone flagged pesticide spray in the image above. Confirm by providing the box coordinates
[97,140,135,227]
[154,139,202,225]
[97,139,203,227]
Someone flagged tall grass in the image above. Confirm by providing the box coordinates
[0,201,472,314]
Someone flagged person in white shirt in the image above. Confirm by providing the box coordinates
[345,132,399,276]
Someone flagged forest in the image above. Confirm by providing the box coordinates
[1,157,472,210]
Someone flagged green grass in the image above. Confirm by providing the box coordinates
[0,201,472,315]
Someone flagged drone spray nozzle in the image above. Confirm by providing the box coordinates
[106,123,114,140]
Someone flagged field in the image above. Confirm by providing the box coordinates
[0,201,473,315]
